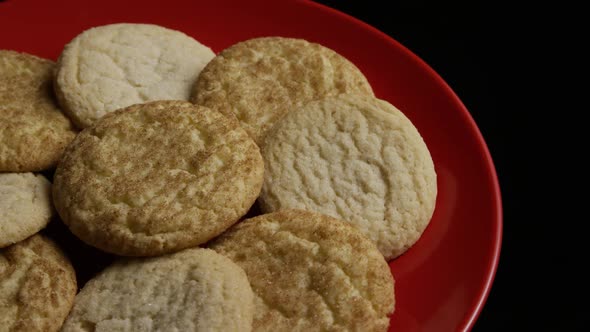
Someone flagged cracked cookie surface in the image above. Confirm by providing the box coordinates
[0,50,77,172]
[191,37,374,145]
[61,247,254,332]
[259,94,437,260]
[210,209,394,332]
[55,23,215,128]
[53,100,264,256]
[0,173,53,248]
[0,234,77,332]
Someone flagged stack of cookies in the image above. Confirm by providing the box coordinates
[1,23,437,332]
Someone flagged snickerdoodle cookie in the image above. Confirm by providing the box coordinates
[0,50,77,172]
[53,100,263,256]
[210,209,395,331]
[0,234,77,332]
[191,37,374,144]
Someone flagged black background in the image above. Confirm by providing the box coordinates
[313,1,580,331]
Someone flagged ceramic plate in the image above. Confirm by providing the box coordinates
[0,0,502,330]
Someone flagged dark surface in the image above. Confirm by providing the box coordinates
[313,1,578,331]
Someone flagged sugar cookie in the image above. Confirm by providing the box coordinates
[55,23,215,128]
[0,173,53,248]
[61,248,254,332]
[259,94,437,260]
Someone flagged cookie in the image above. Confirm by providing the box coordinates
[210,210,394,331]
[61,247,254,332]
[259,94,437,260]
[191,37,374,145]
[0,173,53,248]
[0,50,77,172]
[54,23,215,128]
[53,100,264,256]
[0,234,77,332]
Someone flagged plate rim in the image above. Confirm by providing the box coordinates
[301,0,503,330]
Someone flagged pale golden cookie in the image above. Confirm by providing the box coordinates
[259,94,437,260]
[210,210,395,332]
[53,100,264,256]
[0,50,77,172]
[0,234,77,332]
[61,248,254,332]
[0,173,53,248]
[192,37,374,144]
[55,23,215,128]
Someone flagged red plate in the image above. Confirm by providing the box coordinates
[0,0,502,330]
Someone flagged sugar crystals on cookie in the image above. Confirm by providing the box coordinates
[192,37,374,145]
[53,100,264,256]
[54,23,215,128]
[0,50,77,172]
[259,94,437,260]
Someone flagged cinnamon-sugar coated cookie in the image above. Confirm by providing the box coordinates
[0,50,77,172]
[192,37,374,144]
[210,210,395,332]
[53,101,264,256]
[259,94,437,260]
[0,234,77,332]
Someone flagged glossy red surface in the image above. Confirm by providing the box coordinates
[0,0,502,330]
